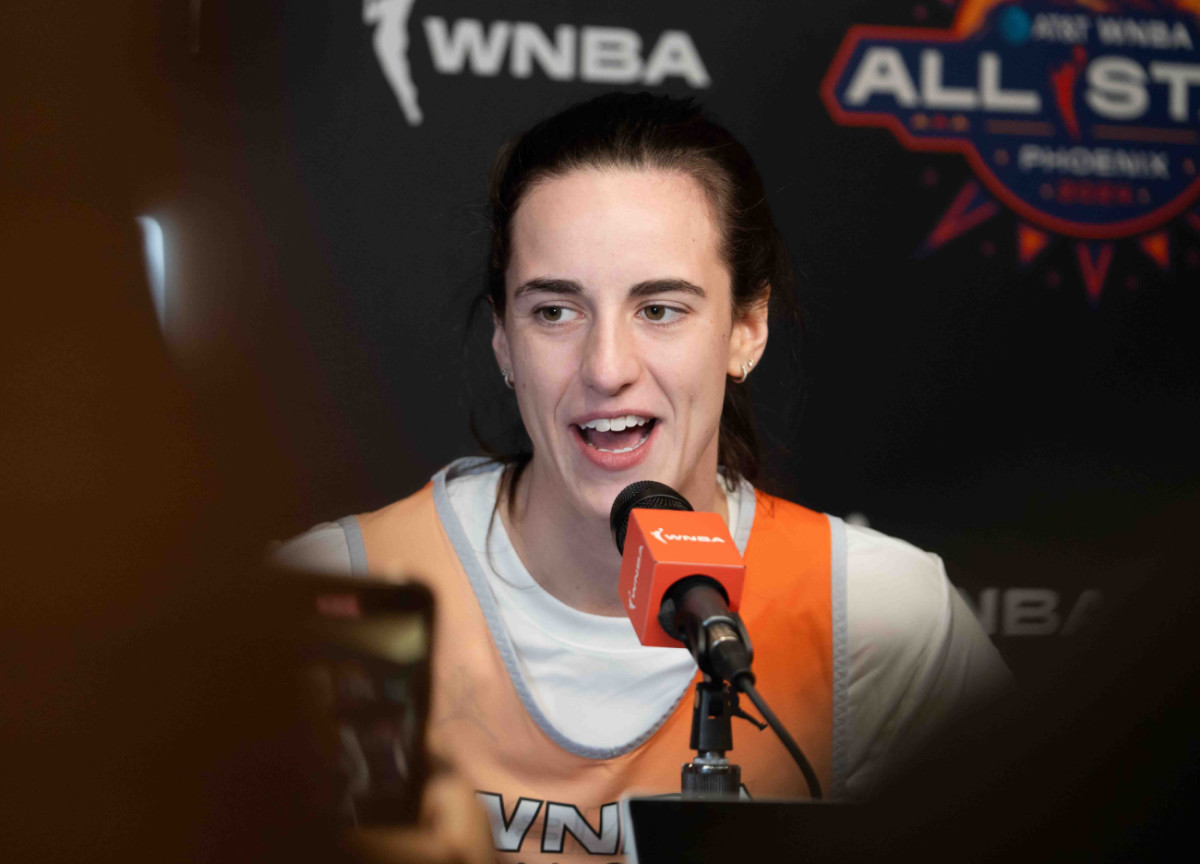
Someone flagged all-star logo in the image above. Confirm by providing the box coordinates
[822,0,1200,301]
[365,0,711,128]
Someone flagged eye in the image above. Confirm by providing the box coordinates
[535,305,579,324]
[640,304,684,324]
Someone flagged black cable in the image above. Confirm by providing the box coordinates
[736,677,823,800]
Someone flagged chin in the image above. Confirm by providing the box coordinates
[574,479,630,524]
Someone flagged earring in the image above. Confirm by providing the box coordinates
[732,359,753,384]
[501,368,514,390]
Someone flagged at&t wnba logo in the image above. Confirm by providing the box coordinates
[365,0,711,128]
[822,0,1200,300]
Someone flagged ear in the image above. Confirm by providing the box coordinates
[728,288,770,378]
[492,312,512,375]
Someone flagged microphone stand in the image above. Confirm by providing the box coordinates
[681,676,765,799]
[667,588,765,800]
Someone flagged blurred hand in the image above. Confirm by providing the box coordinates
[349,771,495,864]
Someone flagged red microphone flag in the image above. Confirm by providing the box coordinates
[617,509,746,647]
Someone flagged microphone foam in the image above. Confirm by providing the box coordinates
[609,481,693,554]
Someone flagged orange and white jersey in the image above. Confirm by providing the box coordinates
[274,458,1011,862]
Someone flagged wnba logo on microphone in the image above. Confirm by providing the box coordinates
[649,527,727,544]
[627,545,644,611]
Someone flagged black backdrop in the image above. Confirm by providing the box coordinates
[154,0,1200,679]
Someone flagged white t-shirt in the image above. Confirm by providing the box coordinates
[273,461,1011,798]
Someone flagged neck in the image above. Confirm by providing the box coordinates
[499,459,730,617]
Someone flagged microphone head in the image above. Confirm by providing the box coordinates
[609,481,693,554]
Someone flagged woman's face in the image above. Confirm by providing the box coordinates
[493,167,767,523]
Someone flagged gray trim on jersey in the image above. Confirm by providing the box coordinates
[429,457,758,761]
[827,514,850,800]
[731,480,755,556]
[432,458,641,759]
[338,515,369,577]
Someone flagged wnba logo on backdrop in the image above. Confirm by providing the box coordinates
[822,0,1200,239]
[365,0,711,127]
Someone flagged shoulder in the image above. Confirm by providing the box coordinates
[331,458,507,580]
[751,489,826,527]
[746,489,831,558]
[268,487,437,580]
[351,483,451,581]
[839,524,1012,796]
[356,482,436,539]
[844,524,953,658]
[358,457,502,547]
[842,523,1011,692]
[269,474,442,578]
[269,458,498,580]
[269,518,359,576]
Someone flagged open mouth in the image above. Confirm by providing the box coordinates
[574,415,657,454]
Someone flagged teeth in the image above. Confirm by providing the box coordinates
[577,415,655,454]
[593,427,653,454]
[579,414,650,431]
[576,422,652,456]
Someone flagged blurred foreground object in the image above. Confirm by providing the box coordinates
[282,573,435,827]
[863,495,1200,862]
[0,5,490,862]
[351,772,496,864]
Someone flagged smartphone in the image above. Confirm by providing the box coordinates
[277,572,434,827]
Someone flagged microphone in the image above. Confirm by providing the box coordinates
[609,481,754,684]
[610,481,825,799]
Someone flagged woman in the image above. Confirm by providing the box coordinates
[276,93,1010,860]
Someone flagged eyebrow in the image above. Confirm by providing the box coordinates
[629,279,706,299]
[512,277,707,300]
[512,278,583,299]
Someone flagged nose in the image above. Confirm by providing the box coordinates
[579,314,641,396]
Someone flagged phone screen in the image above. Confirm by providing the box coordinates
[282,575,433,827]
